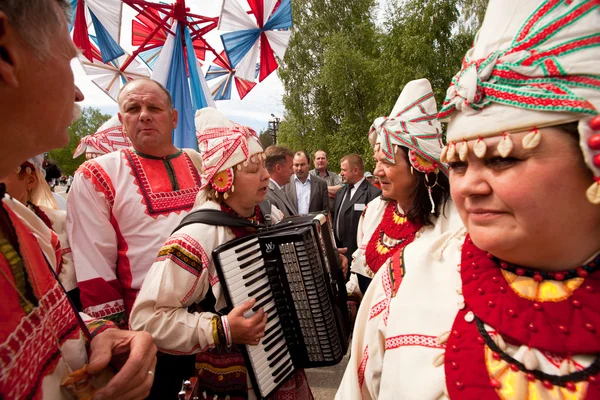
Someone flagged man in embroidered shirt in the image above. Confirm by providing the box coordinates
[284,151,329,215]
[67,78,201,398]
[67,78,201,327]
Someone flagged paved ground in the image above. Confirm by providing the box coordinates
[305,350,349,399]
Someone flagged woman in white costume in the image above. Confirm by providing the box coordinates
[337,0,600,399]
[131,108,312,400]
[347,78,452,298]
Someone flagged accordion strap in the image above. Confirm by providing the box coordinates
[172,200,272,234]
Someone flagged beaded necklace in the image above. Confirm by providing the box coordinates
[445,235,600,399]
[365,200,423,274]
[219,203,263,239]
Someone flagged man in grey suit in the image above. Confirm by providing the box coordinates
[284,151,329,214]
[332,154,381,263]
[265,145,296,217]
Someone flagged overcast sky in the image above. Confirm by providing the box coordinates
[73,0,286,133]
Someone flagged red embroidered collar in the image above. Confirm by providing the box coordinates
[365,200,422,274]
[445,235,600,399]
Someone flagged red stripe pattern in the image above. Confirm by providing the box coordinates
[439,0,600,119]
[197,125,260,190]
[385,334,445,350]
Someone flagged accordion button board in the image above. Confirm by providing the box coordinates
[213,214,350,399]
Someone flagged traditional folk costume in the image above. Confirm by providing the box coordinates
[338,1,600,399]
[0,185,114,399]
[131,108,312,400]
[67,146,202,326]
[347,78,449,296]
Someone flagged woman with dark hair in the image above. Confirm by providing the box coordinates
[347,78,456,296]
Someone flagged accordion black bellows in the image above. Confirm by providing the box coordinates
[212,213,351,399]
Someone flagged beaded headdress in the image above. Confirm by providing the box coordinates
[369,78,448,176]
[195,108,264,198]
[439,0,600,203]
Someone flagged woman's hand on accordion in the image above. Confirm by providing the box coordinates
[228,298,268,345]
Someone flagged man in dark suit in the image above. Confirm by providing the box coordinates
[265,145,296,217]
[283,151,329,214]
[332,154,381,263]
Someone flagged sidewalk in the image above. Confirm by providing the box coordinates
[305,351,349,399]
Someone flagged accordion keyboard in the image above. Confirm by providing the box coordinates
[217,238,295,397]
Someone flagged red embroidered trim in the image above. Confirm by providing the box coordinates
[357,345,369,392]
[78,160,115,207]
[0,283,80,399]
[124,149,201,218]
[365,201,422,274]
[385,334,445,350]
[389,248,405,297]
[369,299,387,320]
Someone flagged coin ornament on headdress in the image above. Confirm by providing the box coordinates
[439,0,600,204]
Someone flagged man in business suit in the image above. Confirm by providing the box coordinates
[265,145,296,217]
[332,154,381,263]
[284,151,329,215]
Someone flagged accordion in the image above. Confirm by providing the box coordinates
[212,213,351,399]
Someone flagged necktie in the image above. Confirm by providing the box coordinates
[337,184,354,238]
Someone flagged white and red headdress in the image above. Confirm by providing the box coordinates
[439,0,600,202]
[195,108,264,198]
[73,116,132,160]
[369,78,448,175]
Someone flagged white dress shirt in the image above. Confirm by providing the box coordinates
[294,174,312,214]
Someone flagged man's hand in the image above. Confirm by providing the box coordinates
[228,298,268,345]
[88,329,157,400]
[338,247,349,278]
[328,185,342,199]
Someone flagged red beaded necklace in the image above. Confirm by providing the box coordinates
[365,200,423,274]
[445,235,600,399]
[219,203,263,239]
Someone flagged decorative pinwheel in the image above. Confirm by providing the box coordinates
[219,0,293,82]
[70,0,293,152]
[70,0,125,63]
[206,51,257,100]
[79,37,150,101]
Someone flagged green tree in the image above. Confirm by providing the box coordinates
[278,0,487,169]
[48,107,111,175]
[277,0,380,168]
[258,129,276,148]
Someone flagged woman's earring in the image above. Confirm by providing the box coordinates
[410,166,414,176]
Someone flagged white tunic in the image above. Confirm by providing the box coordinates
[66,148,201,325]
[338,203,598,399]
[130,200,283,399]
[337,204,464,399]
